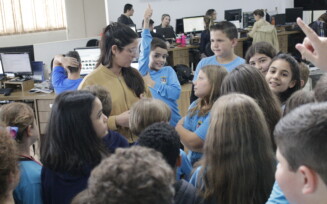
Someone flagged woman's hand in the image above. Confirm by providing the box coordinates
[115,110,130,128]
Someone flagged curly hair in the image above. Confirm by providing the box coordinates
[138,122,180,168]
[0,102,35,143]
[86,146,175,204]
[0,125,18,198]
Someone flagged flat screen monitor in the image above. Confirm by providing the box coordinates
[176,18,184,34]
[285,7,303,24]
[0,59,3,75]
[183,16,205,33]
[0,53,33,76]
[225,9,242,22]
[274,14,286,26]
[74,47,100,76]
[243,12,255,28]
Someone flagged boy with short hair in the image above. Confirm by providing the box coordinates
[274,102,327,204]
[138,122,202,204]
[193,21,245,81]
[52,51,83,94]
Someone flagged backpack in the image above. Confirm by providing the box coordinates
[173,64,193,85]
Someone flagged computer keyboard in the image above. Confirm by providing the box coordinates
[0,88,13,95]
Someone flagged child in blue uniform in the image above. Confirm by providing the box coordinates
[138,5,181,126]
[193,21,245,82]
[176,65,227,165]
[0,102,43,204]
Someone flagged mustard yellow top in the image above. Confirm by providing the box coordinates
[78,64,151,142]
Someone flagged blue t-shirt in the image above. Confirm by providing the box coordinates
[193,55,245,82]
[52,66,83,94]
[139,29,181,126]
[14,160,43,204]
[184,100,210,165]
[176,149,192,181]
[266,181,290,204]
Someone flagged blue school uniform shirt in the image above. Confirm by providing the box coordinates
[193,55,245,82]
[14,160,43,204]
[266,181,290,204]
[184,100,210,165]
[139,29,181,126]
[52,66,83,94]
[176,149,192,181]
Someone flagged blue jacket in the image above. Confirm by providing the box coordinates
[139,29,181,126]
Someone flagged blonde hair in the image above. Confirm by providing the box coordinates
[0,102,35,143]
[190,65,227,116]
[129,98,171,136]
[200,93,275,204]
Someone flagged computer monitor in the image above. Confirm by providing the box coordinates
[225,9,242,22]
[155,27,176,39]
[273,14,286,26]
[183,16,205,33]
[243,12,255,28]
[74,47,100,76]
[175,18,184,34]
[0,53,33,78]
[285,7,303,24]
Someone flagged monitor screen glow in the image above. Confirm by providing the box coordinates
[183,16,205,33]
[0,53,32,75]
[74,47,100,75]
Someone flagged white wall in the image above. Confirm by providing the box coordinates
[65,0,106,39]
[0,0,106,47]
[106,0,293,28]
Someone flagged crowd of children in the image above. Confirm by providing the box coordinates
[1,4,327,203]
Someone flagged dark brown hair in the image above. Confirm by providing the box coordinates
[253,9,264,17]
[98,22,145,97]
[275,102,327,186]
[245,41,277,63]
[221,64,281,150]
[210,21,238,39]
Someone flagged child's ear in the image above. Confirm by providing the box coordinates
[289,80,297,88]
[299,165,318,195]
[300,79,305,87]
[231,38,238,48]
[26,125,33,137]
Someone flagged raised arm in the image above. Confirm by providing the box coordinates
[138,5,153,76]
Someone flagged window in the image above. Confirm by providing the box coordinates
[0,0,66,35]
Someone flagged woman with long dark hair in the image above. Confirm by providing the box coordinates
[40,91,109,204]
[79,23,151,143]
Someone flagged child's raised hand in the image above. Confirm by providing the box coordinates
[144,4,152,20]
[296,17,327,71]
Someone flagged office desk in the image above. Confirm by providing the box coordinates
[0,91,56,135]
[167,45,199,66]
[177,83,192,117]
